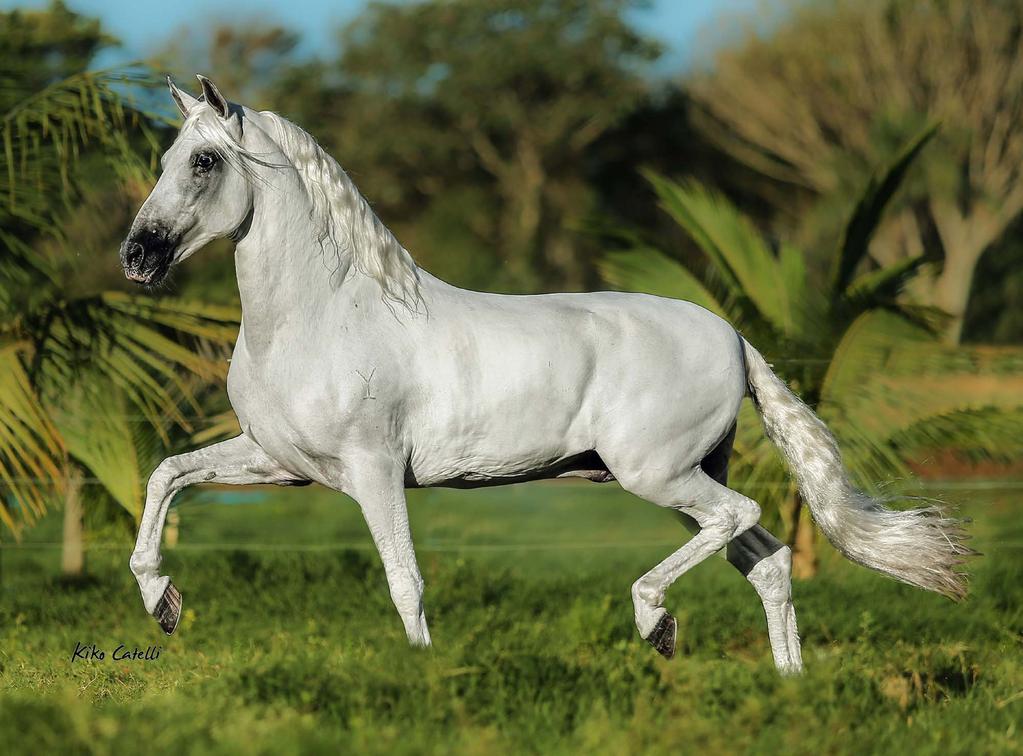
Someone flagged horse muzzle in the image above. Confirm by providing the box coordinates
[120,225,178,285]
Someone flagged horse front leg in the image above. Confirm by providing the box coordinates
[129,434,299,634]
[343,457,431,647]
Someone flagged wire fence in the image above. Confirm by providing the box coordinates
[4,537,1023,553]
[5,478,1023,490]
[1,479,1020,554]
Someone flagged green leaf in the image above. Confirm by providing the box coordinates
[54,383,142,519]
[890,408,1023,464]
[820,311,1023,473]
[598,247,726,317]
[0,342,64,535]
[844,254,926,306]
[819,310,930,405]
[645,171,802,339]
[831,122,939,294]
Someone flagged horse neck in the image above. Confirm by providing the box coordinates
[233,173,352,353]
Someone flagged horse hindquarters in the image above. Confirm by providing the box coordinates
[600,328,802,671]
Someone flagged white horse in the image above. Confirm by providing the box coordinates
[121,76,970,674]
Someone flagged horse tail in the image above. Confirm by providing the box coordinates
[740,337,973,600]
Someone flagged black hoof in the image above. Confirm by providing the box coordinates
[153,582,182,635]
[646,612,676,659]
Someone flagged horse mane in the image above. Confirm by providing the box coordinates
[187,105,422,311]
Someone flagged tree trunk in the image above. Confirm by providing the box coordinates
[932,241,985,344]
[929,200,1004,344]
[61,467,84,577]
[787,492,818,579]
[874,201,1009,345]
[499,139,546,289]
[165,509,180,549]
[791,511,817,579]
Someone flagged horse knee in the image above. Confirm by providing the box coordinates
[631,575,658,608]
[129,550,159,579]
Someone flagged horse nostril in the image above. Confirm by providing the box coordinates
[125,241,145,268]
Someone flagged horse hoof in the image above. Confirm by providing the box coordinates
[153,582,182,635]
[646,612,677,659]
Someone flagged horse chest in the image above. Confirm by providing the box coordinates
[226,346,388,467]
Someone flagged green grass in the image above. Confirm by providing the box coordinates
[1,481,1021,754]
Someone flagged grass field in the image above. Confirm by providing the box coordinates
[1,480,1020,754]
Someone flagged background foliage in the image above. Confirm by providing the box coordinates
[0,0,1020,751]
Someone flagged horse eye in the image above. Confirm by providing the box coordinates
[194,152,217,172]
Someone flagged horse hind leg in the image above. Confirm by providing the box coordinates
[728,530,802,674]
[625,468,761,659]
[703,428,803,673]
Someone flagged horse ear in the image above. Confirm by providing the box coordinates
[196,74,230,119]
[167,76,198,118]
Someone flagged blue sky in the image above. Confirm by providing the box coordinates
[2,0,767,73]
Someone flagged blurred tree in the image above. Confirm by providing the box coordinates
[602,129,1023,575]
[688,0,1023,344]
[0,0,114,96]
[325,0,661,292]
[156,22,300,109]
[0,4,238,575]
[587,88,781,286]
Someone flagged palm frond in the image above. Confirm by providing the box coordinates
[644,171,805,339]
[831,123,938,294]
[28,295,237,438]
[818,310,929,403]
[54,383,142,519]
[839,355,1023,444]
[890,407,1023,465]
[598,246,726,317]
[731,402,795,532]
[0,340,64,535]
[821,312,1023,473]
[1,67,163,212]
[192,409,242,447]
[843,254,925,309]
[0,293,237,537]
[54,372,203,523]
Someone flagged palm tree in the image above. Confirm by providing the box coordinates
[1,69,239,574]
[601,128,1023,576]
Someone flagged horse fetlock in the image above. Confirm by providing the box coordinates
[631,579,666,638]
[746,546,793,604]
[389,581,424,616]
[631,577,661,610]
